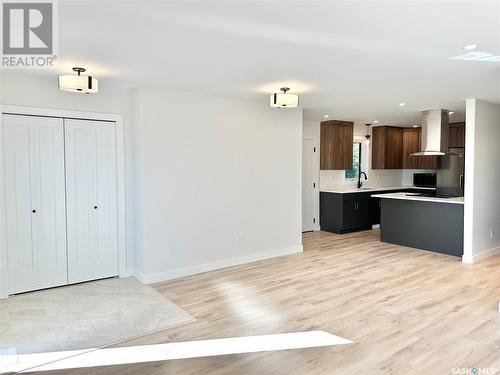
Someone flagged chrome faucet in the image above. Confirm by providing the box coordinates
[358,171,367,189]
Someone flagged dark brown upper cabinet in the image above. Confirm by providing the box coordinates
[449,122,465,149]
[402,127,438,170]
[402,128,420,169]
[320,120,354,170]
[372,126,403,169]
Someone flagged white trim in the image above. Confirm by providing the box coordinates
[0,105,8,299]
[302,136,320,232]
[462,98,475,264]
[342,136,369,186]
[1,105,122,123]
[0,105,130,298]
[462,246,500,264]
[135,245,303,284]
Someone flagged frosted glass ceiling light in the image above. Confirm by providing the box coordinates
[270,87,299,108]
[58,67,98,94]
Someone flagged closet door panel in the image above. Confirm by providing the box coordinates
[4,119,35,293]
[94,124,118,278]
[34,119,68,286]
[3,114,67,294]
[65,119,118,283]
[65,122,97,283]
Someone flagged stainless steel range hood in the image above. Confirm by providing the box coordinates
[411,109,449,156]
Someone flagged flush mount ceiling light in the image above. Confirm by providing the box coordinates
[323,114,330,118]
[58,67,98,94]
[270,87,299,108]
[449,111,455,115]
[399,102,406,107]
[373,120,379,124]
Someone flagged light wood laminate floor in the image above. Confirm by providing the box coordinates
[29,230,500,375]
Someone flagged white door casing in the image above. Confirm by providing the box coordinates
[302,138,318,232]
[65,119,119,284]
[3,114,67,294]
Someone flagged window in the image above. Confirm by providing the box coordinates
[345,142,361,181]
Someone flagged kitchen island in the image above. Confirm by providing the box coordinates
[371,192,464,256]
[320,186,434,234]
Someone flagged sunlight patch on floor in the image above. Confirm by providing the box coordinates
[0,331,352,373]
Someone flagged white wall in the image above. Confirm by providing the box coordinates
[303,120,320,139]
[133,86,303,282]
[463,99,500,263]
[0,71,136,277]
[0,72,303,288]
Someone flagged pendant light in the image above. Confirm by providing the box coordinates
[269,87,299,108]
[365,123,372,145]
[58,67,98,94]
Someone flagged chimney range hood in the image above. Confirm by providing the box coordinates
[411,109,449,156]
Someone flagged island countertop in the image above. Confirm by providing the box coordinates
[371,192,464,205]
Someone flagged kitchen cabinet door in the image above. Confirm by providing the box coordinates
[320,120,354,170]
[342,199,360,229]
[402,128,420,169]
[372,126,403,169]
[449,122,465,148]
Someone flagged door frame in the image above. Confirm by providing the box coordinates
[0,105,129,299]
[302,136,320,232]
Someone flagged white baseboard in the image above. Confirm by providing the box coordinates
[462,246,500,264]
[120,269,136,278]
[134,245,303,284]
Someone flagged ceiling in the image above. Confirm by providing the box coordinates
[9,1,500,125]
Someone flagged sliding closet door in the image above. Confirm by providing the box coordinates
[65,119,118,284]
[3,114,67,294]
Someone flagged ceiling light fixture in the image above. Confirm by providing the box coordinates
[463,44,478,51]
[365,124,372,145]
[373,120,379,124]
[270,87,299,108]
[399,102,406,107]
[58,67,98,94]
[449,111,455,115]
[323,114,330,118]
[413,125,418,128]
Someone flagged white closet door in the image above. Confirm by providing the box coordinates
[65,119,118,284]
[3,114,67,294]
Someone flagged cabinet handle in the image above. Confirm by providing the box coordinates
[93,206,98,210]
[32,209,36,213]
